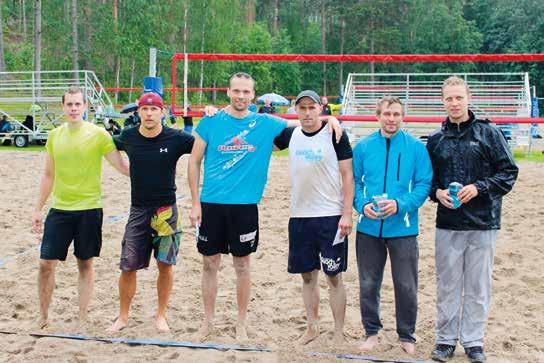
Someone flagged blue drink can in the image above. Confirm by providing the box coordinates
[449,182,463,209]
[372,193,388,219]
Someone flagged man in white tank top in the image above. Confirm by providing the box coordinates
[274,90,354,345]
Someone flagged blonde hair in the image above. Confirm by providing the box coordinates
[376,96,404,116]
[441,76,471,96]
[62,85,86,104]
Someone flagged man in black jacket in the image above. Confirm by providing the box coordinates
[426,76,518,363]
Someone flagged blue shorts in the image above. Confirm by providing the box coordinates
[288,215,348,276]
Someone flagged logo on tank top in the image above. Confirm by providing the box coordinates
[295,148,323,161]
[160,148,168,153]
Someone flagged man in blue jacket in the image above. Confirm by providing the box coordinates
[353,96,432,355]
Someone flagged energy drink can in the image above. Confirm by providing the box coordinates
[449,182,463,209]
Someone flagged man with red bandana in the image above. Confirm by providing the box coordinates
[108,92,194,333]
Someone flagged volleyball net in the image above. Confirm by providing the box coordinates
[170,52,544,147]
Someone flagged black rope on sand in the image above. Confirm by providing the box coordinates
[0,331,271,353]
[0,331,436,361]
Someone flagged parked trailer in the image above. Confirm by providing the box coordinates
[0,70,121,147]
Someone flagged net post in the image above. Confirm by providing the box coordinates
[183,53,188,117]
[149,48,157,77]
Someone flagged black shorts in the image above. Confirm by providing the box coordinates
[197,202,259,257]
[120,205,182,271]
[288,215,348,276]
[40,208,103,261]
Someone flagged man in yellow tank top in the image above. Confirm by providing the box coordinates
[31,86,129,329]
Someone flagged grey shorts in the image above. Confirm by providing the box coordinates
[120,204,182,271]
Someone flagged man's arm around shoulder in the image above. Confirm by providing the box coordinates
[105,150,129,176]
[188,133,207,227]
[338,158,354,237]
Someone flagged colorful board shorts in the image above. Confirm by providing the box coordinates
[120,204,182,271]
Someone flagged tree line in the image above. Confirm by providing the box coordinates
[0,0,543,105]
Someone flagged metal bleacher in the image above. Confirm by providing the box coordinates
[341,72,532,146]
[0,70,119,147]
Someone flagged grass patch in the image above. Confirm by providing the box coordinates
[513,149,544,163]
[0,144,45,151]
[273,149,288,157]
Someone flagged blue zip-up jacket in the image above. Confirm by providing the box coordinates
[353,130,432,238]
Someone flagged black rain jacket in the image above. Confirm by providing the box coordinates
[426,111,519,230]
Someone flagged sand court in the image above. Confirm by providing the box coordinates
[0,151,543,362]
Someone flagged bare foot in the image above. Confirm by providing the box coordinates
[36,317,48,330]
[235,322,248,342]
[74,318,90,334]
[78,312,88,324]
[155,315,170,333]
[358,335,379,352]
[298,324,319,345]
[401,341,416,355]
[332,331,346,346]
[196,321,213,342]
[107,317,128,333]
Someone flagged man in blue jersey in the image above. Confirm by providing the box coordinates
[353,96,432,355]
[188,72,341,342]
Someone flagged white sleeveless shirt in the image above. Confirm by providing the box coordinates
[288,126,344,217]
